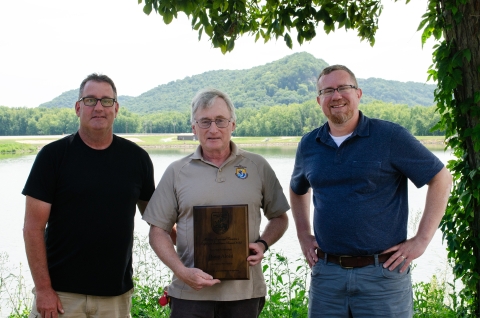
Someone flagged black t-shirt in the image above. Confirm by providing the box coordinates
[22,133,155,296]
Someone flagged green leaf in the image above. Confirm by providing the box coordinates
[284,32,292,48]
[474,91,480,103]
[163,11,174,24]
[226,38,235,52]
[463,48,471,62]
[143,3,153,15]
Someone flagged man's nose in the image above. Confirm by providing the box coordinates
[331,90,343,99]
[93,100,104,110]
[208,121,220,132]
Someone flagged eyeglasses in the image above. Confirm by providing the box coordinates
[195,118,231,129]
[318,85,357,96]
[78,97,116,107]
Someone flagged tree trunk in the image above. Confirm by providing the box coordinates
[441,0,480,312]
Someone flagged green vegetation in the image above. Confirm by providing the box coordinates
[0,100,443,137]
[38,53,435,113]
[413,276,459,317]
[261,253,308,317]
[0,140,37,155]
[0,107,78,136]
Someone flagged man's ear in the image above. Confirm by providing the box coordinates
[75,102,80,117]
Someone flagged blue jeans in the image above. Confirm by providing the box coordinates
[309,259,413,317]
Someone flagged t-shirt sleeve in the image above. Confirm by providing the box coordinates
[22,144,60,204]
[138,150,156,202]
[390,125,444,188]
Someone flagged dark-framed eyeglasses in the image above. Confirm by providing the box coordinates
[318,85,357,97]
[78,97,116,107]
[195,118,231,129]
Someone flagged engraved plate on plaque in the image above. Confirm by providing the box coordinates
[193,205,249,280]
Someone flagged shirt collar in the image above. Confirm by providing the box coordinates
[191,141,239,166]
[316,111,370,144]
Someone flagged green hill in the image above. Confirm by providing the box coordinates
[39,52,435,113]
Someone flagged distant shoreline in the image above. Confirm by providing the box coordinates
[0,135,446,155]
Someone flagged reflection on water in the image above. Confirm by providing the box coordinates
[242,146,298,158]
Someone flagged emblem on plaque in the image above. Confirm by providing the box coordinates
[211,211,229,234]
[235,165,248,179]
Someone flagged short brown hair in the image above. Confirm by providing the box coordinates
[317,65,358,88]
[78,73,117,99]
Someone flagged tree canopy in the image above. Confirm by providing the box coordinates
[140,0,383,53]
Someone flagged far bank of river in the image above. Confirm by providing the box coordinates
[0,134,446,155]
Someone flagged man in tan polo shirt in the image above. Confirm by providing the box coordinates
[143,88,289,318]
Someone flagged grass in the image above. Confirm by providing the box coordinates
[0,140,37,155]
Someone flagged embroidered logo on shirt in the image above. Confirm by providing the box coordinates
[235,165,248,179]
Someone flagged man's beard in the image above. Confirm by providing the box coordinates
[327,108,354,125]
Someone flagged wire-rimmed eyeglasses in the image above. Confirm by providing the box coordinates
[195,118,231,129]
[318,85,357,97]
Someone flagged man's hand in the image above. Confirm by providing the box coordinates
[176,267,221,291]
[382,236,428,273]
[149,225,220,291]
[299,234,320,268]
[247,242,265,266]
[35,287,64,318]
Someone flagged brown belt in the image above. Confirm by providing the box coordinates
[316,250,395,269]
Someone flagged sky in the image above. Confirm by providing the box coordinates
[0,0,437,108]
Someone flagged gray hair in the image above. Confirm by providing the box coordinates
[317,65,359,88]
[79,73,117,100]
[190,88,237,123]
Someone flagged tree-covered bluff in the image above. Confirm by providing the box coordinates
[37,52,435,112]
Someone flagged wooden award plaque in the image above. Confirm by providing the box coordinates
[193,204,249,280]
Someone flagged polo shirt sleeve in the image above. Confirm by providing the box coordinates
[290,137,311,195]
[389,125,444,188]
[142,163,177,231]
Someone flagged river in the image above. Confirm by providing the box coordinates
[0,144,453,293]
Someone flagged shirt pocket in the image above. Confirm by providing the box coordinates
[350,161,382,194]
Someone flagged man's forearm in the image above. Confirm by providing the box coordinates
[416,167,452,245]
[149,225,186,276]
[259,213,288,247]
[289,188,312,239]
[23,228,53,291]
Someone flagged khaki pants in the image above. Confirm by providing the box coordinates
[29,288,133,318]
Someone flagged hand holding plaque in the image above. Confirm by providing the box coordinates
[193,205,249,280]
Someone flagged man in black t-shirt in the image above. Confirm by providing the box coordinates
[22,74,155,318]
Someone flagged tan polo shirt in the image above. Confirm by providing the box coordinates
[143,142,290,301]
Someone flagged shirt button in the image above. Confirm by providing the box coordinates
[219,169,222,172]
